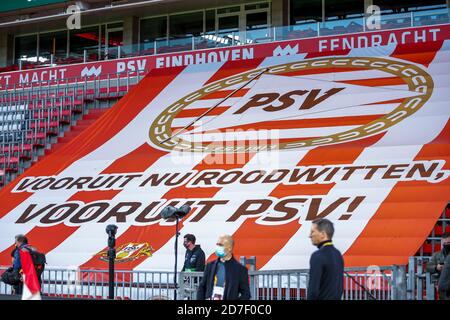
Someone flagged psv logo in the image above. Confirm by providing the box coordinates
[233,88,344,114]
[149,57,433,153]
[98,242,153,263]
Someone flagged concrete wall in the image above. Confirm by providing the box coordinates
[0,33,13,67]
[123,16,139,48]
[271,0,282,27]
[364,0,374,13]
[272,0,289,27]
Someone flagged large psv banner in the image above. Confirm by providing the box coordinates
[0,24,449,271]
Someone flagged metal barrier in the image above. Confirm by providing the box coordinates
[178,266,405,300]
[0,267,176,300]
[407,256,436,300]
[0,71,145,98]
[0,263,417,300]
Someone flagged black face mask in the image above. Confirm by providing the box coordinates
[183,243,190,250]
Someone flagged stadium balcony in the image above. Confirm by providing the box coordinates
[3,6,449,73]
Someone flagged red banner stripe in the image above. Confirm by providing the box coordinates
[0,190,122,265]
[0,69,183,265]
[79,153,256,271]
[102,144,168,174]
[305,49,352,59]
[391,40,444,67]
[0,67,185,220]
[200,89,250,100]
[227,133,386,269]
[176,106,230,118]
[204,58,266,85]
[337,76,406,87]
[344,118,450,266]
[195,115,384,133]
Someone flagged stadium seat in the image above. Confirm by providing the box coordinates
[0,155,19,172]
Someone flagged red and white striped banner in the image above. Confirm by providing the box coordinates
[0,24,449,271]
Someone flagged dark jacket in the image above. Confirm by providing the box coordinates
[426,250,446,280]
[307,241,344,300]
[438,254,450,300]
[13,244,27,270]
[197,256,251,300]
[426,247,449,300]
[182,245,206,272]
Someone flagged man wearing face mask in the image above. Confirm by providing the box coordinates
[426,232,450,300]
[182,234,205,272]
[197,234,251,300]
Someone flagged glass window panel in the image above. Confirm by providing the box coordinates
[107,22,123,29]
[169,11,203,37]
[290,0,322,24]
[104,30,123,60]
[107,30,123,47]
[140,16,167,43]
[246,12,268,30]
[39,31,67,61]
[245,3,269,11]
[14,35,37,63]
[217,6,240,15]
[218,15,239,33]
[325,0,363,20]
[374,0,446,13]
[206,10,215,33]
[70,26,100,59]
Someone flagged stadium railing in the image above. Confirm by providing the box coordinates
[407,256,436,300]
[0,70,145,188]
[6,6,449,72]
[0,261,427,300]
[179,266,407,300]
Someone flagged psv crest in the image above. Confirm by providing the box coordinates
[150,56,433,153]
[98,242,153,263]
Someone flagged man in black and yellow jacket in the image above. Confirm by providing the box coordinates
[307,218,344,300]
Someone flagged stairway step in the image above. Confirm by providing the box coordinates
[35,108,107,161]
[1,107,108,190]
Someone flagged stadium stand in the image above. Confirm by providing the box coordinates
[0,71,142,186]
[0,0,449,300]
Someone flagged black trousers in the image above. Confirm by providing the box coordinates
[13,283,23,295]
[12,275,42,296]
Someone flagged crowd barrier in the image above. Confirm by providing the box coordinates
[1,257,436,300]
